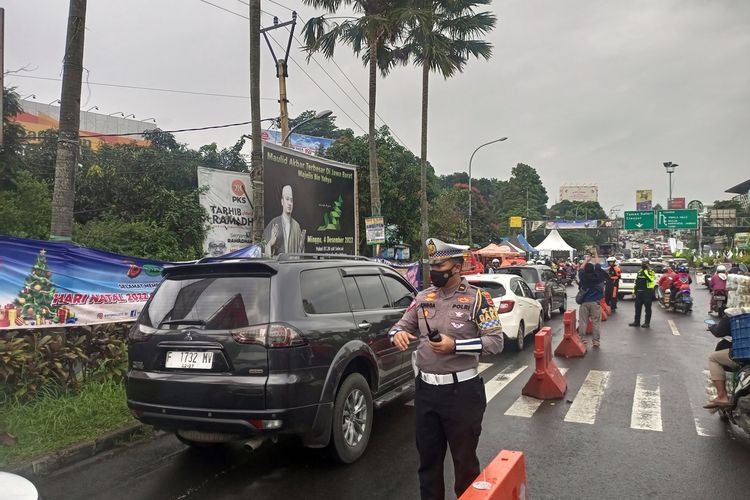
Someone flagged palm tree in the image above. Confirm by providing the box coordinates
[404,0,496,285]
[302,1,408,222]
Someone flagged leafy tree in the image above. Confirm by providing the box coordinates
[0,88,27,187]
[494,163,548,237]
[548,200,607,221]
[287,110,351,140]
[74,218,193,261]
[429,186,468,242]
[303,0,409,220]
[0,170,51,240]
[402,0,495,281]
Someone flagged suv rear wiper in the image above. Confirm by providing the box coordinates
[158,319,206,328]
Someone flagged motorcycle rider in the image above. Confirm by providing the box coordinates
[629,259,656,328]
[670,265,692,300]
[703,314,737,409]
[604,257,621,312]
[486,258,502,274]
[709,264,729,314]
[657,267,676,304]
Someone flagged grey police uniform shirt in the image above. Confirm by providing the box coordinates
[389,279,504,375]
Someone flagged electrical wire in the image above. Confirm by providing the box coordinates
[8,74,277,101]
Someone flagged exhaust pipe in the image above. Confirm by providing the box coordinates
[243,436,267,452]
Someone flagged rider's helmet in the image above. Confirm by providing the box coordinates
[641,258,650,264]
[716,264,727,273]
[492,258,500,265]
[677,265,688,273]
[607,257,616,263]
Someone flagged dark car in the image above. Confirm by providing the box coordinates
[126,255,418,463]
[492,265,567,320]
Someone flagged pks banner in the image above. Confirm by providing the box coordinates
[197,167,253,257]
[0,236,166,329]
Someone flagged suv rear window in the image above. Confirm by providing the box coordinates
[142,276,270,329]
[495,267,539,284]
[301,268,349,314]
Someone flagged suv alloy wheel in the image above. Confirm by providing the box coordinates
[330,373,373,464]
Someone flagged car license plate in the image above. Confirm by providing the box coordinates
[165,351,213,369]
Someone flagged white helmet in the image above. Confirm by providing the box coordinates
[492,258,500,264]
[607,257,616,263]
[717,264,727,272]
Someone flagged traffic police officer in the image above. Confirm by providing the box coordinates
[390,238,504,500]
[629,258,656,328]
[605,257,621,311]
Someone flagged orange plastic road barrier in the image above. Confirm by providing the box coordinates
[460,450,528,500]
[600,299,611,315]
[600,304,609,322]
[522,327,567,399]
[555,309,586,358]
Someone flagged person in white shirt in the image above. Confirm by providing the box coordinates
[263,185,306,257]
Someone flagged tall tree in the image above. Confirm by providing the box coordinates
[403,0,495,283]
[50,0,87,240]
[302,0,408,226]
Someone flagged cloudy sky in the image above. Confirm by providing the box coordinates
[5,0,749,213]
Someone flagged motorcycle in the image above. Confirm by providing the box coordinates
[711,289,729,318]
[666,275,693,314]
[556,268,574,286]
[704,318,750,438]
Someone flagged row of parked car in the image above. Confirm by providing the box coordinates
[125,255,572,465]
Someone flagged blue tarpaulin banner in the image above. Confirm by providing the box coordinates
[0,236,168,329]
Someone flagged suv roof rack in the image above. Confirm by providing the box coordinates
[193,255,268,264]
[277,253,372,262]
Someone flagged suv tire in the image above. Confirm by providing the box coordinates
[329,372,373,464]
[544,299,552,320]
[559,294,567,314]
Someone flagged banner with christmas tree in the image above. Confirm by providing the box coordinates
[0,236,167,329]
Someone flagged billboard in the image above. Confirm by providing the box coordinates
[668,197,686,209]
[0,236,165,329]
[197,167,253,256]
[261,129,335,156]
[262,142,357,256]
[559,185,598,203]
[635,189,653,211]
[365,217,386,245]
[12,100,152,150]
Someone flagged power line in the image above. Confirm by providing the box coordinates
[198,0,367,133]
[8,74,276,101]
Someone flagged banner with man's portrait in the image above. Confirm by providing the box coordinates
[197,167,254,257]
[262,142,358,256]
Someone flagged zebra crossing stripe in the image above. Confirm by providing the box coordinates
[667,320,680,336]
[564,370,611,424]
[484,365,529,402]
[630,374,663,432]
[404,362,493,406]
[504,368,569,418]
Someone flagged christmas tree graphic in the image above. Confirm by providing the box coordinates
[14,249,60,324]
[317,195,344,231]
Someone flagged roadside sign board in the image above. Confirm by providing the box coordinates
[365,216,385,245]
[687,200,704,211]
[509,216,523,228]
[624,210,654,230]
[656,209,698,230]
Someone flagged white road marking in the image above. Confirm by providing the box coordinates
[690,370,718,437]
[505,368,569,417]
[405,362,493,406]
[667,320,680,336]
[630,374,663,432]
[564,370,611,424]
[484,365,529,402]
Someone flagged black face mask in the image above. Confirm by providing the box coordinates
[430,267,456,288]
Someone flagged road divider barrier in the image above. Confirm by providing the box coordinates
[555,309,587,358]
[460,450,528,500]
[522,327,567,399]
[600,300,609,322]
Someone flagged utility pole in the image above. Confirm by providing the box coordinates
[249,0,263,244]
[0,8,4,148]
[50,0,87,240]
[260,13,297,147]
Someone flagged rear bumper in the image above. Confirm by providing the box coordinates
[499,316,520,339]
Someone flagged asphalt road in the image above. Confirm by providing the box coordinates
[34,285,750,500]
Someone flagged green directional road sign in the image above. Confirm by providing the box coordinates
[656,209,698,229]
[623,210,654,230]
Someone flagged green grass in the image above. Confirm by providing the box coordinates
[0,380,134,468]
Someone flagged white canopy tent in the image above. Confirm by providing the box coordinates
[535,230,575,258]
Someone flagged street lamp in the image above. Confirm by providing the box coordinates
[468,137,508,246]
[85,105,98,112]
[141,117,157,123]
[124,113,136,119]
[282,110,333,147]
[663,161,678,204]
[108,111,124,117]
[22,94,36,100]
[48,99,60,105]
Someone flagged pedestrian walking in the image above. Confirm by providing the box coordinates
[605,257,621,312]
[576,251,609,348]
[390,238,504,500]
[629,258,656,328]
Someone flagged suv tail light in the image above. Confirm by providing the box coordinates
[498,300,515,313]
[535,282,546,292]
[232,323,308,348]
[129,323,156,343]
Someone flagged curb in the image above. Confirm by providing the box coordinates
[9,422,159,478]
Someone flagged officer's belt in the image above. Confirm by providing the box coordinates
[419,368,478,386]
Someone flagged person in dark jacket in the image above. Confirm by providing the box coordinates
[577,252,609,348]
[629,259,656,328]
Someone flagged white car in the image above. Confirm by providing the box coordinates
[466,274,544,351]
